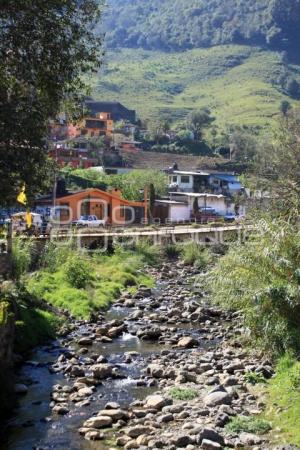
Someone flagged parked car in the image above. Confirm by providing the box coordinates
[76,215,106,228]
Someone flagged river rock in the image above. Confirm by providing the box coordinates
[201,439,222,449]
[170,435,193,447]
[198,428,224,446]
[84,430,104,441]
[83,415,113,429]
[77,337,93,346]
[145,395,168,410]
[52,404,69,415]
[126,425,155,438]
[14,384,28,394]
[204,390,232,407]
[91,364,113,379]
[177,337,198,348]
[98,409,128,421]
[77,387,94,398]
[238,432,265,445]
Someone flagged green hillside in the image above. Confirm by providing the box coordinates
[91,45,300,134]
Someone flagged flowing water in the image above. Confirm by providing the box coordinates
[2,278,206,450]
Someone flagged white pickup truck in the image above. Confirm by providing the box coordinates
[76,215,106,228]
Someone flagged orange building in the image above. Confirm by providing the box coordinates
[81,112,114,138]
[56,188,146,225]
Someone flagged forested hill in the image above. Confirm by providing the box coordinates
[103,0,300,53]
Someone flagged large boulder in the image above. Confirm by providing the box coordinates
[91,364,113,379]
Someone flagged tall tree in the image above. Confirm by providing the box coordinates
[0,0,103,205]
[186,109,215,141]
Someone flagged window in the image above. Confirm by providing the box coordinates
[181,176,190,184]
[172,176,177,183]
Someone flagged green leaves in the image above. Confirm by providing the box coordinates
[0,0,103,204]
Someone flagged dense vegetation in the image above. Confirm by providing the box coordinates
[0,0,102,205]
[64,168,168,201]
[94,46,300,137]
[104,0,300,53]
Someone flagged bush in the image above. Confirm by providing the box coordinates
[181,242,213,269]
[163,244,180,259]
[226,416,271,434]
[244,371,267,385]
[169,387,198,401]
[208,219,300,355]
[65,256,92,289]
[11,238,35,280]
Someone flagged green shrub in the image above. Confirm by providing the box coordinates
[181,242,213,269]
[163,244,180,259]
[65,256,92,289]
[14,307,62,353]
[208,219,300,355]
[244,371,267,385]
[169,387,198,401]
[226,416,271,434]
[11,238,35,280]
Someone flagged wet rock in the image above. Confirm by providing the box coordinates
[83,416,113,429]
[126,425,155,438]
[77,337,93,346]
[52,404,69,415]
[84,430,104,441]
[105,401,121,409]
[91,364,113,379]
[77,387,94,398]
[70,366,85,377]
[14,383,28,394]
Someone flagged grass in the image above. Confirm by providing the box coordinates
[25,248,154,319]
[14,307,63,353]
[263,354,300,445]
[90,45,300,139]
[225,416,271,434]
[168,387,198,401]
[181,242,214,269]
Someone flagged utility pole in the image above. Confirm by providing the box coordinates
[144,185,148,225]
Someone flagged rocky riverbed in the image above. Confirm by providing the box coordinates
[3,262,293,450]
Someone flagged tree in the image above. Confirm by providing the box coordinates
[280,100,291,115]
[229,129,259,163]
[186,109,215,140]
[0,0,103,205]
[286,79,300,98]
[254,109,300,217]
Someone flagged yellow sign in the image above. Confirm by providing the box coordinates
[25,211,32,228]
[17,185,27,206]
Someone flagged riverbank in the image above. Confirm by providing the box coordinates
[3,261,289,450]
